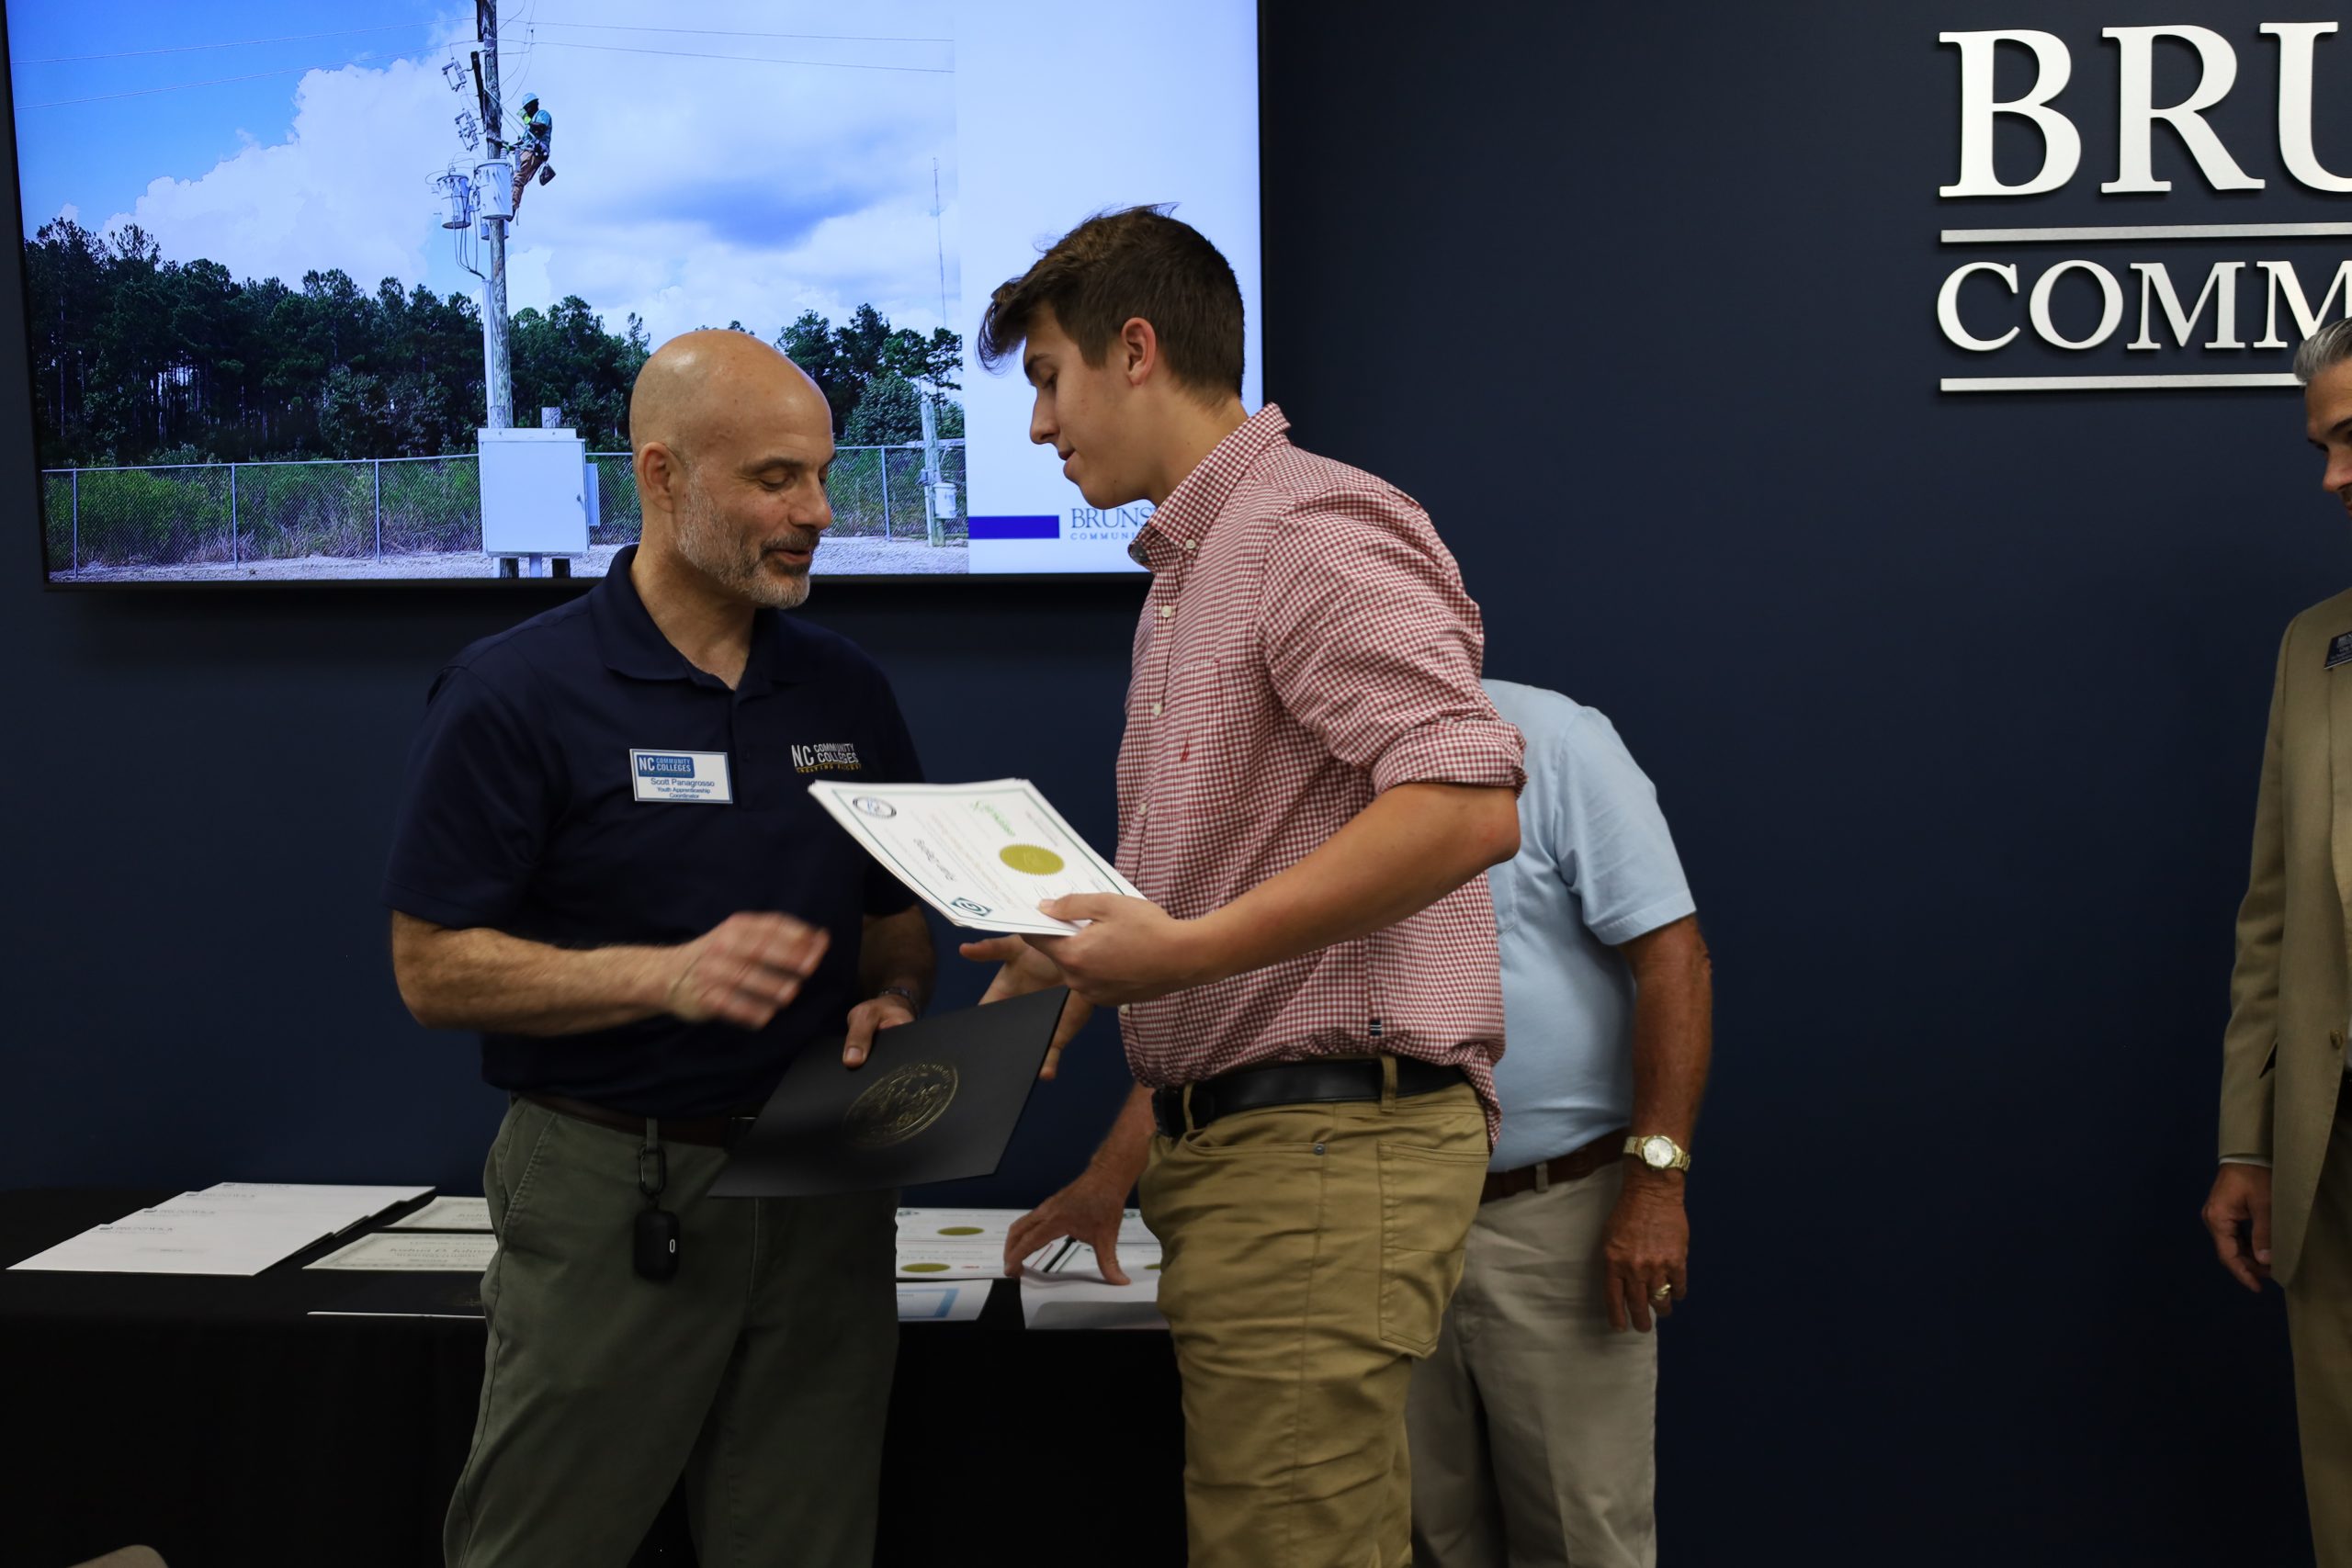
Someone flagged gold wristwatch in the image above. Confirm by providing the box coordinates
[1624,1134,1691,1173]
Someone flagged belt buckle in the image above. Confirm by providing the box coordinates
[1151,1089,1184,1139]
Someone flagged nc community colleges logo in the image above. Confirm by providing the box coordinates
[1935,21,2352,391]
[635,753,695,778]
[791,742,863,774]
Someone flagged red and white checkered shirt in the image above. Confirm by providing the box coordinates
[1113,404,1525,1138]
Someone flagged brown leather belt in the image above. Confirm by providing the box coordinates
[1480,1127,1628,1203]
[522,1092,755,1149]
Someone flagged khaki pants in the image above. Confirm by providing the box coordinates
[2290,1100,2352,1568]
[1139,1070,1489,1568]
[1406,1163,1657,1568]
[511,146,546,213]
[443,1099,899,1568]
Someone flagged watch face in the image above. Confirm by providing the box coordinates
[1642,1136,1677,1168]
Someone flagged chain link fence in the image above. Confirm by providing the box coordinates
[826,442,968,542]
[43,442,968,570]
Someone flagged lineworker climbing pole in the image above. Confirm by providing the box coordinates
[510,95,553,215]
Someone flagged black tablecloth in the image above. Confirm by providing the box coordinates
[1,1189,1183,1568]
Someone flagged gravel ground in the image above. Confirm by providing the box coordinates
[49,536,969,585]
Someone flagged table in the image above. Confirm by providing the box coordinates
[1,1190,1184,1567]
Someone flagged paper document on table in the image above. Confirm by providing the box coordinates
[305,1230,498,1272]
[1019,1261,1167,1331]
[8,1182,439,1277]
[182,1182,434,1226]
[386,1196,493,1231]
[897,1280,990,1323]
[807,778,1141,936]
[8,1210,331,1276]
[896,1207,1024,1278]
[1020,1211,1166,1329]
[1021,1210,1158,1276]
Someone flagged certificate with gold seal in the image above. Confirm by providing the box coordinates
[806,778,1141,937]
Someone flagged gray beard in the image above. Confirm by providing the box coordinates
[673,478,810,609]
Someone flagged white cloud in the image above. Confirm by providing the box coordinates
[108,54,457,294]
[104,2,961,348]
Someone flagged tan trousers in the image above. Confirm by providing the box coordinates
[444,1099,899,1568]
[1405,1162,1657,1568]
[2290,1100,2352,1568]
[1139,1072,1490,1568]
[510,146,547,214]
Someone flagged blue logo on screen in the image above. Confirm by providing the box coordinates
[636,754,695,778]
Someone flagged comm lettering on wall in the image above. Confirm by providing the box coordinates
[1937,23,2352,391]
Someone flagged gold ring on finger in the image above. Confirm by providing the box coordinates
[1652,1283,1673,1303]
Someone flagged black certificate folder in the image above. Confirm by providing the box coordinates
[712,987,1069,1199]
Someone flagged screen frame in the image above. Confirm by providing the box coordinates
[3,0,1267,594]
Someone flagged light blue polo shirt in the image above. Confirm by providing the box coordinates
[1484,679,1697,1173]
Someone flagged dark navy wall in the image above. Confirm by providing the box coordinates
[0,2,2330,1561]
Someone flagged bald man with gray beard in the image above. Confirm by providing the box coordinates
[386,333,936,1567]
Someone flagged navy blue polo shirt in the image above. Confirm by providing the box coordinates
[382,546,922,1117]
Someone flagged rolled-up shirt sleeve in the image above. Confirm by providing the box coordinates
[1260,491,1524,795]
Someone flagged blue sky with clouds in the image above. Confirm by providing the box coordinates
[6,1,962,344]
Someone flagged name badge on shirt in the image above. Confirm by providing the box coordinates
[2329,632,2352,671]
[629,749,732,804]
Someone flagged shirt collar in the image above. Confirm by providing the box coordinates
[589,544,792,692]
[1128,403,1291,568]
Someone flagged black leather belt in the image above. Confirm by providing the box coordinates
[1151,1057,1468,1138]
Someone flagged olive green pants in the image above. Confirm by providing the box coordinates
[443,1099,898,1568]
[1140,1072,1490,1568]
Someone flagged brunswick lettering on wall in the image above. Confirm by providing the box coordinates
[1937,23,2352,391]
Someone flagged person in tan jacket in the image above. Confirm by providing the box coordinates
[2207,315,2352,1568]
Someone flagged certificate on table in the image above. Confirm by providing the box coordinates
[1018,1262,1167,1331]
[385,1196,492,1232]
[807,778,1141,936]
[8,1213,331,1276]
[896,1207,1024,1278]
[896,1280,990,1324]
[305,1231,497,1272]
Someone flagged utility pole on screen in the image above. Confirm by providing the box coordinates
[476,0,512,431]
[922,156,947,547]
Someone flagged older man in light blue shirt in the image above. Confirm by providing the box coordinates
[1406,679,1713,1568]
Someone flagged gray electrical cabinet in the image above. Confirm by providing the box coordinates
[479,426,589,566]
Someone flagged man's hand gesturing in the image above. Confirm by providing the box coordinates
[665,912,831,1028]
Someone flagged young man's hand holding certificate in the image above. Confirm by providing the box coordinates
[805,778,1141,937]
[806,777,1208,1077]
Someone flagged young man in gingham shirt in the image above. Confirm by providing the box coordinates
[967,207,1525,1568]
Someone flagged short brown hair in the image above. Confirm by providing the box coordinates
[977,206,1244,400]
